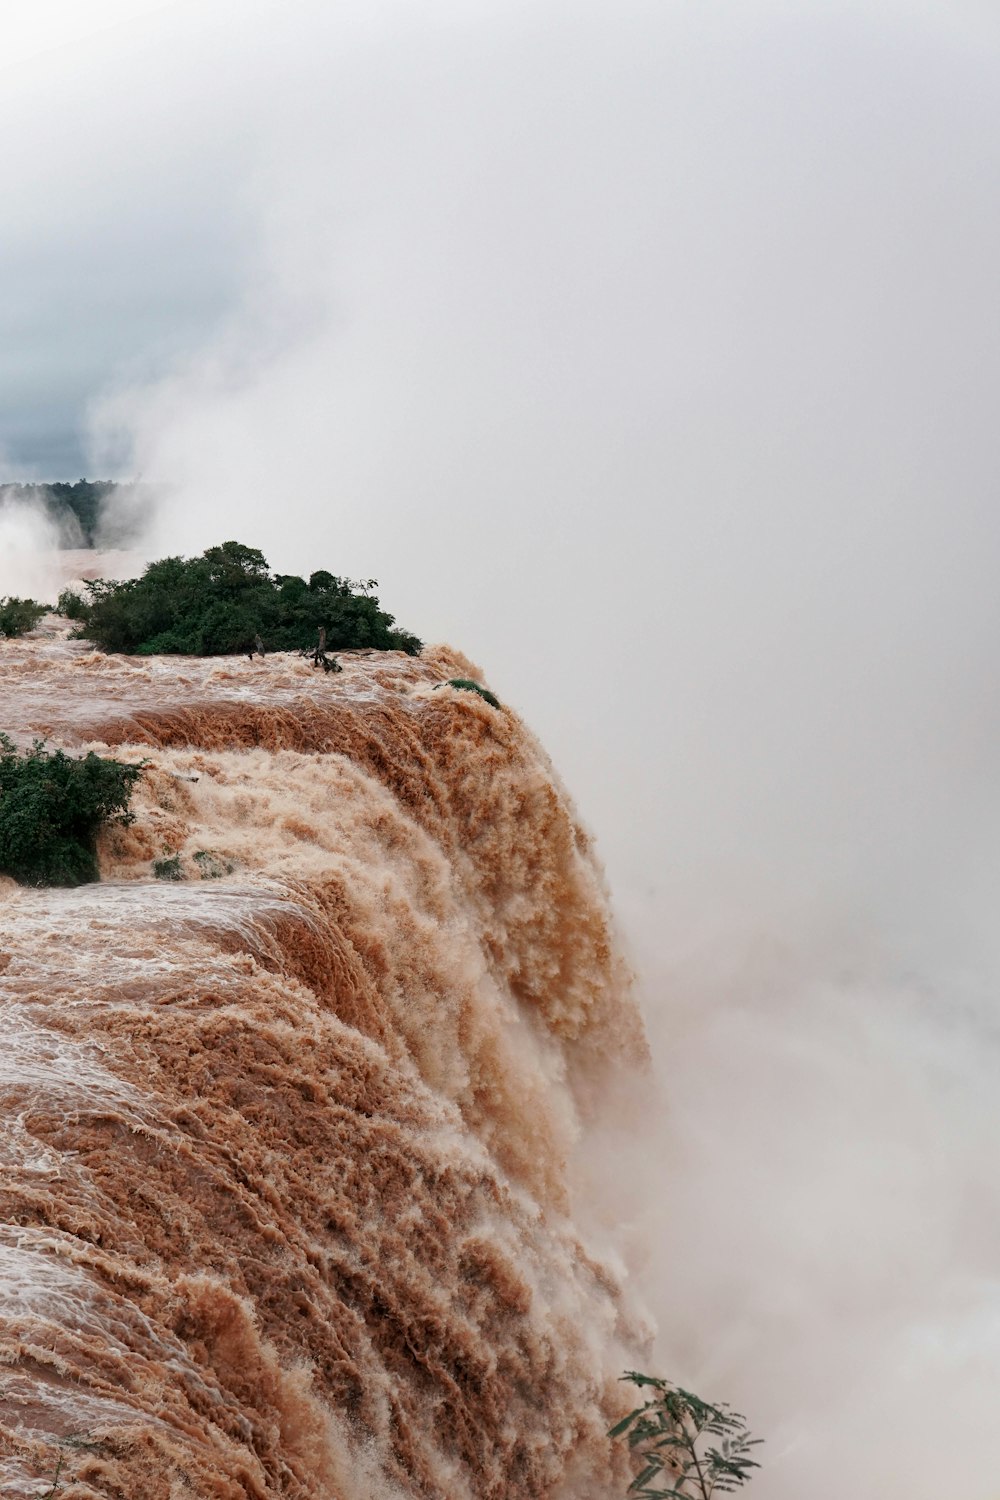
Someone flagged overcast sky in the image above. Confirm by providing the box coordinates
[5,4,1000,1496]
[2,0,1000,481]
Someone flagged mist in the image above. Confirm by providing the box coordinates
[0,490,80,598]
[5,0,1000,1493]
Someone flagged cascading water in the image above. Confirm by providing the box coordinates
[0,624,648,1499]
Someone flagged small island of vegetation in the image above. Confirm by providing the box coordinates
[59,540,422,657]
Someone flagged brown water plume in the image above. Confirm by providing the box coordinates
[0,627,647,1499]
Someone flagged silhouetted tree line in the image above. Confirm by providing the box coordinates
[59,540,422,657]
[0,479,132,545]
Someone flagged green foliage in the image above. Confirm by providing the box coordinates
[57,587,86,621]
[434,678,501,708]
[153,854,184,881]
[610,1374,763,1498]
[0,596,47,637]
[0,737,142,886]
[64,540,422,657]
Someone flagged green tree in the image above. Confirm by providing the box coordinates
[610,1374,762,1498]
[0,737,143,886]
[61,542,421,657]
[0,597,47,637]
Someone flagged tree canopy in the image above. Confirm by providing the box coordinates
[0,598,47,638]
[59,540,422,657]
[0,737,142,886]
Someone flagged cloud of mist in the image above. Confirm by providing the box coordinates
[0,488,82,599]
[12,0,994,1493]
[638,949,1000,1498]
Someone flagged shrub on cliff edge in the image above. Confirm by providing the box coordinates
[0,736,143,886]
[60,540,422,657]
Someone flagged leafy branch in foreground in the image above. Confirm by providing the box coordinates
[611,1373,763,1498]
[0,736,143,886]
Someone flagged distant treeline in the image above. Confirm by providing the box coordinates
[0,480,137,546]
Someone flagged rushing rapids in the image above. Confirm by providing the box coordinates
[0,622,648,1499]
